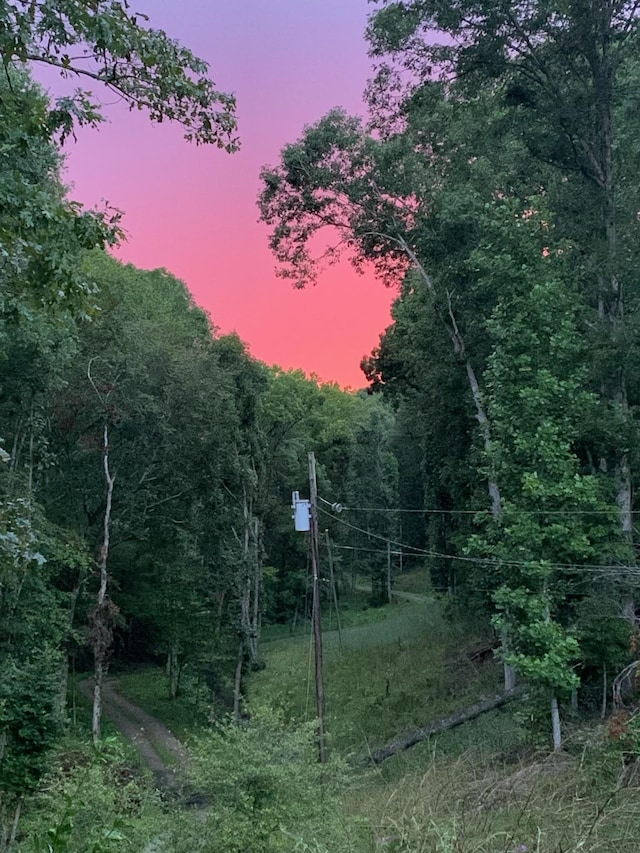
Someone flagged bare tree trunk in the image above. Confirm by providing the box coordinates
[0,801,21,853]
[502,629,517,692]
[92,422,115,746]
[233,640,244,724]
[250,517,262,660]
[365,687,524,764]
[394,237,516,688]
[551,694,562,751]
[240,486,262,664]
[395,236,502,516]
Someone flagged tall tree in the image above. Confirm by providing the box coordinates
[367,0,640,611]
[468,199,616,747]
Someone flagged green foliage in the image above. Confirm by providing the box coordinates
[0,71,120,323]
[185,709,359,853]
[16,735,162,853]
[0,0,238,148]
[467,200,618,734]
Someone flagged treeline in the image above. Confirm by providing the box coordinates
[259,1,640,746]
[5,0,640,817]
[0,72,403,800]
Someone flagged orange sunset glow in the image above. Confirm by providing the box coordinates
[53,0,395,388]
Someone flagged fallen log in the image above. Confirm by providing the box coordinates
[364,687,525,765]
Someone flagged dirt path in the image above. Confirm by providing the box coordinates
[354,581,429,603]
[79,678,189,794]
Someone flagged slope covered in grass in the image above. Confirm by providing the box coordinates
[250,587,502,755]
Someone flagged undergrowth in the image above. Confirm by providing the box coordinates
[351,726,640,852]
[21,573,640,852]
[250,593,501,754]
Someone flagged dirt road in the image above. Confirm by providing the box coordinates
[79,678,188,793]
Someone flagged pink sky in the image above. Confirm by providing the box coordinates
[52,1,395,388]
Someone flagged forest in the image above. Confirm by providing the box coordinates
[3,1,640,851]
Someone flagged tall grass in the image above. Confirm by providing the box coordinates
[250,594,501,755]
[349,729,640,852]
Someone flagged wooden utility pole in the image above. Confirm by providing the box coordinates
[308,452,327,763]
[325,529,343,649]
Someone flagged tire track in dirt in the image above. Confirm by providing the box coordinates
[79,678,189,794]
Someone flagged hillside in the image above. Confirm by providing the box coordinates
[10,575,640,852]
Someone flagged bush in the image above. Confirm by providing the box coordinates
[15,735,162,852]
[182,707,366,852]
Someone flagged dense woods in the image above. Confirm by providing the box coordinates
[260,0,640,746]
[3,1,640,850]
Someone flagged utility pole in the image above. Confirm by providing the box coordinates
[308,452,327,763]
[325,529,343,649]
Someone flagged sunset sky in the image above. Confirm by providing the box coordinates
[51,0,396,388]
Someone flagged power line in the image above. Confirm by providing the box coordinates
[328,503,635,517]
[333,544,423,557]
[319,505,640,577]
[318,493,636,517]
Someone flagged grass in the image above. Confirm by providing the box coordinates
[251,582,640,852]
[250,592,502,756]
[80,578,640,852]
[115,667,210,740]
[349,729,640,852]
[392,566,432,596]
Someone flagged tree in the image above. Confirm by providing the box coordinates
[258,102,507,517]
[0,71,120,325]
[0,0,237,148]
[468,199,617,748]
[367,0,640,610]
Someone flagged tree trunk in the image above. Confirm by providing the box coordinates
[240,487,262,664]
[365,687,524,764]
[396,236,514,685]
[250,517,262,660]
[233,640,244,724]
[326,531,343,648]
[396,237,502,517]
[551,694,562,751]
[0,801,21,853]
[167,645,180,700]
[502,629,517,693]
[92,422,115,746]
[57,572,84,720]
[595,34,637,616]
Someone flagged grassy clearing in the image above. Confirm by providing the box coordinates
[250,592,501,756]
[85,578,640,852]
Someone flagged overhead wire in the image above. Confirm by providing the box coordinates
[319,504,640,577]
[325,503,635,517]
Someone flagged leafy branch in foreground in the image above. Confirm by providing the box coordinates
[0,0,238,148]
